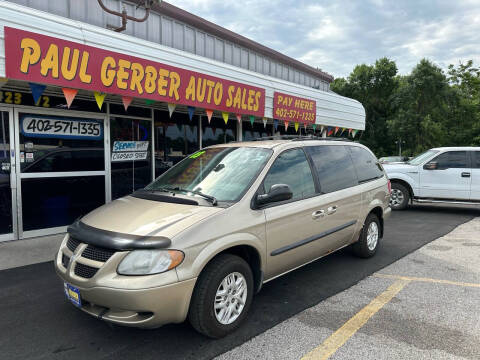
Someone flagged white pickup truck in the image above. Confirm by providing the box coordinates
[383,147,480,210]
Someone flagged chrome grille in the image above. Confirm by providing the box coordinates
[66,237,81,252]
[82,245,116,263]
[74,263,98,279]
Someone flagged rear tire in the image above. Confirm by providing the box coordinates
[188,254,253,338]
[353,213,380,258]
[390,182,410,210]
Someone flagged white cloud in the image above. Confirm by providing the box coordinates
[169,0,480,78]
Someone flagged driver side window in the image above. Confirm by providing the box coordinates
[263,148,316,201]
[432,151,468,169]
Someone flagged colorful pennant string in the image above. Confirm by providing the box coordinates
[168,103,176,118]
[352,129,358,138]
[187,106,195,121]
[348,128,352,136]
[320,125,324,134]
[312,124,317,132]
[93,91,106,110]
[121,95,133,111]
[206,109,213,123]
[29,83,46,105]
[284,121,289,131]
[222,112,229,124]
[294,122,299,132]
[62,88,78,109]
[274,119,279,131]
[236,114,242,123]
[145,99,155,106]
[249,115,255,127]
[334,126,339,135]
[262,117,267,128]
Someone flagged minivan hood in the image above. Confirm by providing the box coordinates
[81,195,223,239]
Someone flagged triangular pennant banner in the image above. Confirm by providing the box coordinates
[29,83,46,105]
[93,91,106,110]
[62,88,78,109]
[312,124,317,132]
[145,99,155,106]
[352,129,358,138]
[294,122,299,132]
[284,121,289,131]
[168,103,176,118]
[249,115,255,127]
[327,126,334,136]
[341,127,346,136]
[188,106,195,121]
[334,126,339,135]
[262,117,267,128]
[273,119,279,131]
[348,128,352,136]
[320,125,324,134]
[122,96,133,111]
[236,114,242,123]
[206,109,213,123]
[222,112,229,124]
[304,123,307,131]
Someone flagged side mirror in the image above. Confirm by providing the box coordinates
[423,161,438,170]
[256,184,293,206]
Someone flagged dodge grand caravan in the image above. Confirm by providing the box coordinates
[55,137,391,338]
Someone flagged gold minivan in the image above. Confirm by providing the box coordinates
[55,138,391,338]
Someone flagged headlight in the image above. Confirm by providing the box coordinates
[117,250,184,275]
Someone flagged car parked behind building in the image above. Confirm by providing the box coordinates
[384,147,480,210]
[55,137,391,338]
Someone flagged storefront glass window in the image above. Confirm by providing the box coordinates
[110,117,153,200]
[0,111,12,235]
[202,116,236,147]
[154,110,199,178]
[242,122,272,141]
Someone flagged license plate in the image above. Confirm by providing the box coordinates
[64,283,82,308]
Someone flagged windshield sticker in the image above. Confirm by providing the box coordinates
[189,150,205,159]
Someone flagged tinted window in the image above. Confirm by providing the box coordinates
[349,146,384,183]
[433,151,468,169]
[263,148,316,200]
[305,145,357,193]
[473,152,480,169]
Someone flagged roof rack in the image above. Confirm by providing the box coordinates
[251,135,353,142]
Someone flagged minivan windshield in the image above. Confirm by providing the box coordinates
[146,147,272,203]
[408,149,439,166]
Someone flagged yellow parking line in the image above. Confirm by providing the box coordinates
[375,273,480,288]
[301,279,410,360]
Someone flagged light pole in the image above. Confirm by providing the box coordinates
[395,139,406,157]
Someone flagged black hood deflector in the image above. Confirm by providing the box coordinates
[67,221,172,251]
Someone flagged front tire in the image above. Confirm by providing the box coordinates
[353,213,381,258]
[390,182,410,210]
[188,254,253,338]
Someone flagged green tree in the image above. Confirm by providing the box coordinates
[331,57,398,156]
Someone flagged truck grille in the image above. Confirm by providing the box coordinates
[62,254,70,268]
[74,263,99,279]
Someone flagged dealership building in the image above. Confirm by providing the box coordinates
[0,0,365,241]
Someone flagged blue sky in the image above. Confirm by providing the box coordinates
[172,0,480,79]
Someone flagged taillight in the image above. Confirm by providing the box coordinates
[387,180,392,194]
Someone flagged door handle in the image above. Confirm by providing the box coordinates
[312,210,325,219]
[461,172,471,178]
[327,206,337,215]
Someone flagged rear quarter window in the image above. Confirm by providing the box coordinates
[348,146,384,183]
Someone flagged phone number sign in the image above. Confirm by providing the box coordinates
[273,92,316,124]
[20,115,103,140]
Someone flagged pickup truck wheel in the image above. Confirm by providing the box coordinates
[353,213,380,258]
[390,183,409,210]
[188,254,253,338]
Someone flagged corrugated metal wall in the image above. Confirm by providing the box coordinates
[7,0,330,91]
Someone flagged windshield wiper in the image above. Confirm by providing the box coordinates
[161,187,217,206]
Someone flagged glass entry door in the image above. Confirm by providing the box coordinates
[0,109,15,241]
[15,110,107,238]
[110,117,153,200]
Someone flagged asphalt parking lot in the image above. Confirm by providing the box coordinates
[0,204,478,360]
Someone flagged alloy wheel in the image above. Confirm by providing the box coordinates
[214,272,248,325]
[366,221,379,251]
[390,188,405,208]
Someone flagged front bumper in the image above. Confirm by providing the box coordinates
[54,235,197,328]
[57,271,196,328]
[383,206,392,220]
